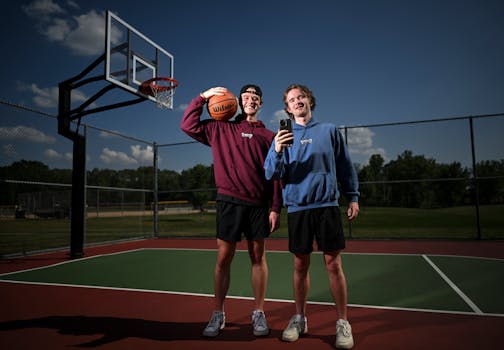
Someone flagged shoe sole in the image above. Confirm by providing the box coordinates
[202,322,225,337]
[202,330,222,337]
[335,339,354,349]
[281,327,308,342]
[281,334,299,342]
[254,329,270,337]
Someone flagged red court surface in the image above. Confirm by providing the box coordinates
[1,238,503,349]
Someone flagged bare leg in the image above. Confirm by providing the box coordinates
[324,250,348,320]
[248,239,268,310]
[214,238,236,311]
[293,253,310,315]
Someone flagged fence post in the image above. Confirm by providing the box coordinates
[469,117,482,239]
[153,142,159,237]
[69,125,86,258]
[343,126,353,239]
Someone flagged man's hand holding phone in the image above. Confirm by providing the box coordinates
[275,119,294,153]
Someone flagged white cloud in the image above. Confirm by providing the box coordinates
[346,127,387,163]
[66,0,80,10]
[98,145,158,167]
[2,144,18,158]
[43,149,73,162]
[0,126,56,143]
[20,2,114,109]
[347,127,374,148]
[29,84,59,108]
[270,109,289,126]
[16,81,94,109]
[24,0,108,57]
[44,17,71,41]
[177,104,188,112]
[65,10,106,56]
[22,0,65,21]
[100,147,138,166]
[44,148,62,159]
[131,145,154,163]
[70,89,92,105]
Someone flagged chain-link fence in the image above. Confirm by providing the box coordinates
[1,99,503,256]
[341,114,504,239]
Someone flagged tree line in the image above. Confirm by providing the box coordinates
[1,150,503,209]
[358,151,503,208]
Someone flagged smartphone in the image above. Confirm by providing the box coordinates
[279,118,293,145]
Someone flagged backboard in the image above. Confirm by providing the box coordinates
[105,11,175,109]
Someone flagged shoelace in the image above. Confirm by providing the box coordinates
[209,313,222,327]
[253,312,267,328]
[288,317,303,331]
[337,323,351,336]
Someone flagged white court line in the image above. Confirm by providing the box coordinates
[1,248,500,317]
[422,254,483,315]
[0,248,145,277]
[2,278,503,318]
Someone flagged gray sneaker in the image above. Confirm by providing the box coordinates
[281,314,308,342]
[252,310,270,336]
[335,319,354,349]
[202,311,225,337]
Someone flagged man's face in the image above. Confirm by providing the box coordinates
[286,88,310,118]
[240,89,262,115]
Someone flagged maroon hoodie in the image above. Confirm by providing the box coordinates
[181,95,282,213]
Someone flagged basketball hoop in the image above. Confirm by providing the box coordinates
[140,77,179,109]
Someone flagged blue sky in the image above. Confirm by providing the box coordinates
[1,0,503,172]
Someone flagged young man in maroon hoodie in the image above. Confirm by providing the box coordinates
[180,85,282,338]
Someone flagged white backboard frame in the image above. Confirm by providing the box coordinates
[105,11,175,109]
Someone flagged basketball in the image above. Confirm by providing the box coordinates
[207,91,238,121]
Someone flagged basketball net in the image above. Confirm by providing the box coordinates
[150,86,175,109]
[141,77,179,109]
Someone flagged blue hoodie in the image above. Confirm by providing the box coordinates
[264,117,359,213]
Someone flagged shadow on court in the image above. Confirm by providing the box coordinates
[0,314,337,348]
[0,316,261,347]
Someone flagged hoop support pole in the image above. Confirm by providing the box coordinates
[57,53,148,259]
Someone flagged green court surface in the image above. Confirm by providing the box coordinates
[1,249,503,316]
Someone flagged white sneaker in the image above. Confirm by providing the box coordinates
[202,311,225,337]
[281,314,308,342]
[252,310,270,336]
[335,319,354,349]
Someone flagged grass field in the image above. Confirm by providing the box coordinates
[0,205,503,256]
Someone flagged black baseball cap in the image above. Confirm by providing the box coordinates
[240,84,262,97]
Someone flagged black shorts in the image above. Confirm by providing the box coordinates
[287,206,346,254]
[216,200,270,242]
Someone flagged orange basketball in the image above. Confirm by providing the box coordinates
[207,91,238,121]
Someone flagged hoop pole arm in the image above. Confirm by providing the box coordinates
[71,95,146,120]
[61,53,105,87]
[69,74,105,90]
[68,84,116,119]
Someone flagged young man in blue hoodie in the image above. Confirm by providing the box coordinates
[264,84,359,349]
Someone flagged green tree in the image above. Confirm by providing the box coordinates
[475,160,504,204]
[383,151,437,208]
[358,154,386,206]
[0,160,52,205]
[432,162,469,207]
[179,164,215,208]
[158,169,183,201]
